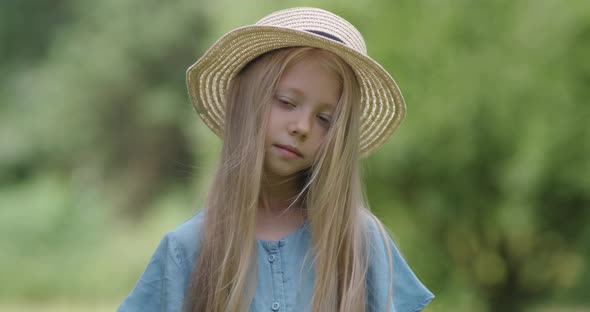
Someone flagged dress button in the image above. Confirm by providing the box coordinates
[268,254,276,262]
[271,301,280,311]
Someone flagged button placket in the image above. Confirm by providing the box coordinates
[268,251,280,310]
[261,240,285,312]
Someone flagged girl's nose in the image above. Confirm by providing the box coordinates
[288,112,312,138]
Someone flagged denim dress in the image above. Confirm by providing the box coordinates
[118,210,434,311]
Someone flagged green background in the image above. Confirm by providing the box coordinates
[1,0,589,311]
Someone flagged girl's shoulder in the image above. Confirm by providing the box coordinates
[167,209,206,264]
[362,212,435,311]
[117,210,205,312]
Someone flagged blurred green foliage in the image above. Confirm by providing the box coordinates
[1,0,589,311]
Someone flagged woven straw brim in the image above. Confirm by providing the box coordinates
[186,25,406,158]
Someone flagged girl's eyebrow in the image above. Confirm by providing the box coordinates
[277,87,337,109]
[315,100,337,111]
[276,87,303,97]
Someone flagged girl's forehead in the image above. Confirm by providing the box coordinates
[277,59,341,108]
[281,56,341,83]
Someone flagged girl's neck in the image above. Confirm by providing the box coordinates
[257,172,307,241]
[259,171,305,214]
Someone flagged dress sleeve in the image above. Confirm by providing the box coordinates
[117,231,190,312]
[366,216,435,312]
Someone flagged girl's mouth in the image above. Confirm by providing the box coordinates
[274,144,303,158]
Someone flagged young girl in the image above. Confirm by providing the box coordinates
[119,7,434,312]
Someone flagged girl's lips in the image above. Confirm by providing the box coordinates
[274,145,302,159]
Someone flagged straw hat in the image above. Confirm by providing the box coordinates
[186,7,405,157]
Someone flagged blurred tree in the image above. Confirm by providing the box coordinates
[0,0,73,71]
[1,0,209,219]
[1,0,589,310]
[365,0,590,311]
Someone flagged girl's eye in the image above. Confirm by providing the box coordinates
[317,114,332,125]
[277,97,295,108]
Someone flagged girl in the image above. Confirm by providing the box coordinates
[119,7,434,312]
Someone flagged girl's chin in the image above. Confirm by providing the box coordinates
[267,168,301,178]
[264,164,310,179]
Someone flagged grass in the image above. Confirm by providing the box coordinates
[0,301,119,312]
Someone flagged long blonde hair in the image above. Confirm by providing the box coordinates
[183,47,393,312]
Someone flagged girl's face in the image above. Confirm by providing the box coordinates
[264,56,341,178]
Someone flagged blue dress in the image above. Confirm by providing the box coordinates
[118,210,434,311]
